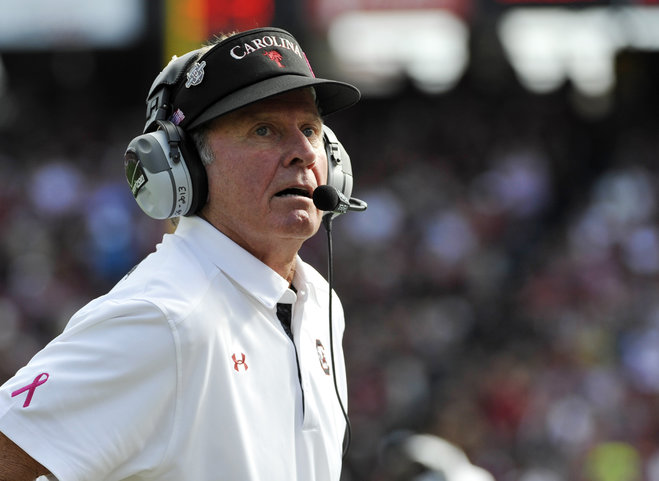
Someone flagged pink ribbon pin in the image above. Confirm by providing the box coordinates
[11,373,49,408]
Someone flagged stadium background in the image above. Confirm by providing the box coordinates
[2,0,659,479]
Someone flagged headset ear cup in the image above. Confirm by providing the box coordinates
[323,125,354,200]
[124,121,208,219]
[176,128,208,217]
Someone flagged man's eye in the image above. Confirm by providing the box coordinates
[302,127,315,138]
[255,126,269,136]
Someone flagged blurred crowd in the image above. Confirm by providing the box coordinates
[2,46,659,481]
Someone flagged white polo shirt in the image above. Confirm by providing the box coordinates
[0,215,348,481]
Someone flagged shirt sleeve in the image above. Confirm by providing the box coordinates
[0,298,178,481]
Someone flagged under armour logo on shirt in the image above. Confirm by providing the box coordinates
[232,353,248,372]
[11,373,49,408]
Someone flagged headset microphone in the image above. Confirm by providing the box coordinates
[313,185,368,216]
[313,185,348,214]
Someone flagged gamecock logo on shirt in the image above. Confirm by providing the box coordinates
[316,340,330,375]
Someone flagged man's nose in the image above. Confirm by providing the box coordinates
[282,129,318,167]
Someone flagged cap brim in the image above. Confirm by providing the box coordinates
[186,75,360,130]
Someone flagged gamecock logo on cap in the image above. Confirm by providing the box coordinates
[263,50,284,68]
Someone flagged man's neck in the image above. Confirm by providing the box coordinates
[199,212,301,283]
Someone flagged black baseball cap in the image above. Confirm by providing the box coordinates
[144,27,360,132]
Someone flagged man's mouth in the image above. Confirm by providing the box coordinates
[275,187,312,199]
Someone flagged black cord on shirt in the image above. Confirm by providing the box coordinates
[322,214,352,458]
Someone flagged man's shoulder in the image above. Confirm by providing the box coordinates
[108,234,216,316]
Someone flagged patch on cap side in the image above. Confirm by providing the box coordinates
[185,61,206,88]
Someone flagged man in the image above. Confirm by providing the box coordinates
[0,27,360,481]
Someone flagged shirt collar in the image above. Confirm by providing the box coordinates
[173,216,291,309]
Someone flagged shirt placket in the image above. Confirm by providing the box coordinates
[277,289,305,415]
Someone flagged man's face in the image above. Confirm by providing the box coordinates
[201,88,327,256]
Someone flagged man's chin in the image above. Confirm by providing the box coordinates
[276,210,322,239]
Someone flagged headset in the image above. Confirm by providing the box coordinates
[123,50,356,220]
[124,120,355,220]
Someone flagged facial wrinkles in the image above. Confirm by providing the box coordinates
[202,91,326,252]
[227,107,324,195]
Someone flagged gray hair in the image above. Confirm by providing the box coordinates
[190,124,215,166]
